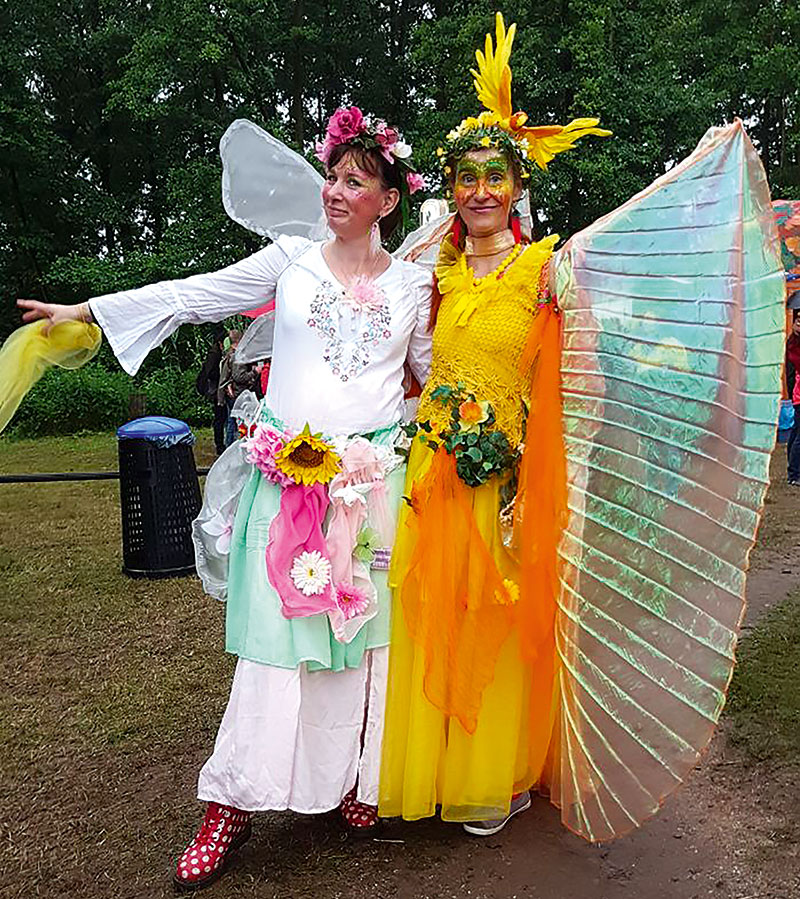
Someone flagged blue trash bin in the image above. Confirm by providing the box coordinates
[117,416,202,578]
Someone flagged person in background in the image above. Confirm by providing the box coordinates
[218,329,243,447]
[785,311,800,485]
[255,358,271,400]
[195,328,227,455]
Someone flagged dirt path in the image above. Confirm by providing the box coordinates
[178,457,800,899]
[138,460,800,898]
[2,444,799,899]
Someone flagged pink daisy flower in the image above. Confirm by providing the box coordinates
[341,276,386,312]
[334,582,371,620]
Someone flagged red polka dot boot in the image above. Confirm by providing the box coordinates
[174,802,252,891]
[340,787,380,837]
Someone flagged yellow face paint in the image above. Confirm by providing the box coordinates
[453,155,514,208]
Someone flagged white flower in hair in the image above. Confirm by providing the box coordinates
[392,141,413,159]
[290,550,332,596]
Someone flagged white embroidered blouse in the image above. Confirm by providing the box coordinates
[90,236,432,435]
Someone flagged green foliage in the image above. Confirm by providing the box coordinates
[8,363,213,438]
[1,0,799,347]
[138,367,213,425]
[404,382,516,487]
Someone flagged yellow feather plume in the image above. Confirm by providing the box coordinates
[470,13,515,121]
[521,117,613,170]
[446,12,612,173]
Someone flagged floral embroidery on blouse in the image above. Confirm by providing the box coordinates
[307,280,392,381]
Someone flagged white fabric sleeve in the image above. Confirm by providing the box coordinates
[405,265,433,386]
[89,235,310,375]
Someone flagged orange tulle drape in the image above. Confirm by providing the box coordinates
[397,303,567,751]
[400,448,515,734]
[514,304,568,775]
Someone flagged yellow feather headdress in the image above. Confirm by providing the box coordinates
[440,13,611,177]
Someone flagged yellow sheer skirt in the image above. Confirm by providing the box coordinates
[378,438,560,822]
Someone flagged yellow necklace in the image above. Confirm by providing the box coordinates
[444,243,526,326]
[471,242,523,284]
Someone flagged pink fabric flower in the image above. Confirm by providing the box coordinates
[341,276,386,312]
[246,424,293,487]
[406,171,426,195]
[375,125,399,148]
[374,125,400,163]
[327,106,365,143]
[335,582,371,620]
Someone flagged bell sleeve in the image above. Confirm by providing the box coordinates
[89,235,310,375]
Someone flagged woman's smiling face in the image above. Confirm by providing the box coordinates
[453,148,520,237]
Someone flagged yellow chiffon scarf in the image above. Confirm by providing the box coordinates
[0,319,102,434]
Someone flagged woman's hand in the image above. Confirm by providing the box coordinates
[16,299,92,334]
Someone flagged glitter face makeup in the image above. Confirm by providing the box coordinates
[453,149,519,238]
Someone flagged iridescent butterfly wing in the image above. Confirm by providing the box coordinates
[552,121,785,840]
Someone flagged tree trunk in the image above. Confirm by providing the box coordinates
[291,0,305,147]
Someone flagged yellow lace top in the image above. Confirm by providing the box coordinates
[417,233,559,446]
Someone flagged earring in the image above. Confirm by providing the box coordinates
[370,217,382,250]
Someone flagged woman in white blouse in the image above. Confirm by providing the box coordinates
[19,110,431,890]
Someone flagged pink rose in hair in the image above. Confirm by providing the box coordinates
[406,172,426,195]
[374,125,400,164]
[327,106,365,143]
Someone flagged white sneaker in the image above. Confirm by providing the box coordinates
[462,791,532,836]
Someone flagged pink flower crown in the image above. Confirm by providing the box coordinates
[315,106,425,196]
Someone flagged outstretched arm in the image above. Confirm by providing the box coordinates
[18,236,309,376]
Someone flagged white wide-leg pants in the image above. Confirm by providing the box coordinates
[197,647,387,813]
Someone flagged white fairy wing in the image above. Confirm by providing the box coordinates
[220,119,328,240]
[192,439,253,601]
[235,311,276,364]
[552,121,785,840]
[393,211,453,268]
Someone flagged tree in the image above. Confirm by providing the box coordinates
[1,0,798,347]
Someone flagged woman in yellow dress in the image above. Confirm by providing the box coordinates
[380,13,787,845]
[379,14,610,832]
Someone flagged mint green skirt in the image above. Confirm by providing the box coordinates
[225,412,404,672]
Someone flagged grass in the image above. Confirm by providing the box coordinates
[0,429,238,897]
[0,430,461,899]
[727,590,800,762]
